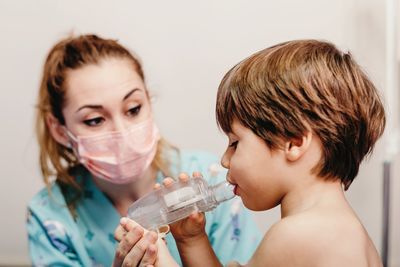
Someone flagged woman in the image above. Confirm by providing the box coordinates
[27,34,260,266]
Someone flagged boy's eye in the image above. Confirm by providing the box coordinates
[229,141,238,148]
[127,105,141,117]
[83,117,104,126]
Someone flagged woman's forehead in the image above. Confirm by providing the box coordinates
[64,59,146,107]
[66,58,143,92]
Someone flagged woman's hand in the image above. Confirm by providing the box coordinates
[113,218,158,267]
[114,218,179,267]
[112,172,211,267]
[156,172,208,244]
[158,173,222,267]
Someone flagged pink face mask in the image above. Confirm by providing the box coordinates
[66,118,160,184]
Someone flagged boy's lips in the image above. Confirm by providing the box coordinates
[233,184,239,196]
[228,182,239,196]
[226,174,239,195]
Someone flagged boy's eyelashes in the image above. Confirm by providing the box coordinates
[229,141,238,148]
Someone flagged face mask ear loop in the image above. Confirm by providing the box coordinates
[62,126,78,150]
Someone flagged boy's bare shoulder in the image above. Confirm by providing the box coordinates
[248,212,382,267]
[249,215,325,267]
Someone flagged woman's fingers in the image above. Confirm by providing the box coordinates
[114,217,138,241]
[115,217,141,241]
[156,172,198,190]
[192,171,203,178]
[161,172,190,188]
[138,243,158,267]
[162,177,175,186]
[153,183,161,190]
[123,231,158,267]
[113,226,144,267]
[114,224,126,242]
[120,217,140,231]
[114,218,157,267]
[178,172,190,182]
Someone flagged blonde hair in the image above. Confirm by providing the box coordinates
[36,34,176,205]
[216,40,385,190]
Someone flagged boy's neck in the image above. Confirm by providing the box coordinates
[280,177,346,218]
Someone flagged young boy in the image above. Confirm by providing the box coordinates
[115,39,385,267]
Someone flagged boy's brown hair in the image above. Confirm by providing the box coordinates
[216,39,385,189]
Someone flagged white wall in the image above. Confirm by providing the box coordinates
[0,0,397,265]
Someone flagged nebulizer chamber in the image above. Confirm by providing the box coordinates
[127,177,235,230]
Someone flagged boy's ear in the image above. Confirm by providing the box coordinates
[284,132,313,162]
[45,113,70,147]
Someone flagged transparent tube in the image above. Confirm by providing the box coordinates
[127,177,235,230]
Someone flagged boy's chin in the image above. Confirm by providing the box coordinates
[242,198,279,211]
[241,200,262,211]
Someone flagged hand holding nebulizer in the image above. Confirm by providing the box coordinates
[127,174,235,231]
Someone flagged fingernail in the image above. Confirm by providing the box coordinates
[120,217,127,225]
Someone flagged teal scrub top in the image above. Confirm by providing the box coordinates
[27,150,261,266]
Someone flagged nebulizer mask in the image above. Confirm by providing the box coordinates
[127,176,235,232]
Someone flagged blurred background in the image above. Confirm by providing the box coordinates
[0,0,399,266]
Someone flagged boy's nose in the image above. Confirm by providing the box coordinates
[220,151,230,169]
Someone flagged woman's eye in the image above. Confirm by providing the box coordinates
[127,105,141,117]
[83,117,104,126]
[229,141,238,148]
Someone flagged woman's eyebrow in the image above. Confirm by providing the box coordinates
[76,104,103,113]
[123,88,141,101]
[75,88,142,113]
